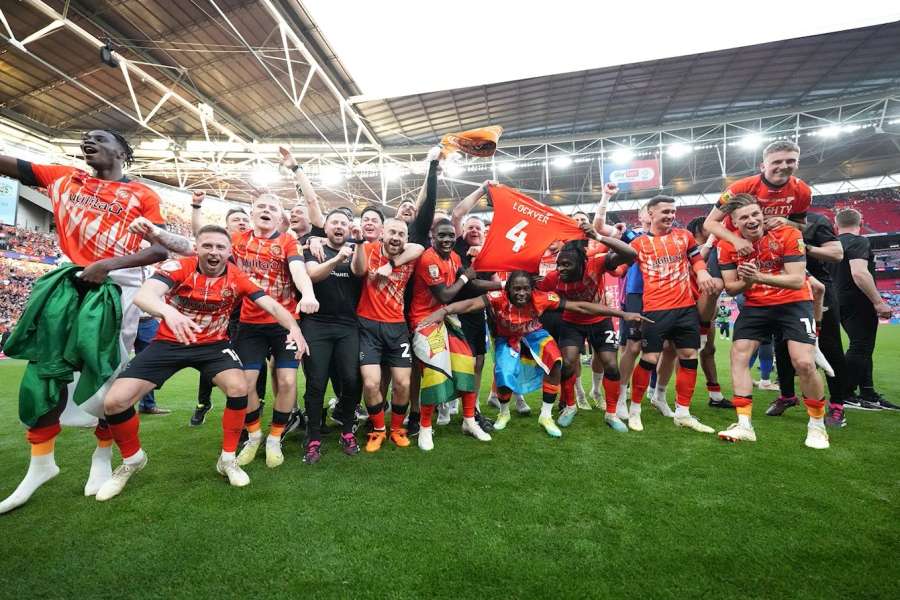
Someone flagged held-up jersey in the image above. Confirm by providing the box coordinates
[486,290,564,339]
[718,174,812,231]
[718,226,811,307]
[152,257,264,344]
[536,254,614,325]
[630,228,702,312]
[356,241,417,324]
[17,162,164,265]
[409,247,462,326]
[230,230,303,324]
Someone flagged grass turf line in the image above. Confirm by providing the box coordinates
[0,328,898,599]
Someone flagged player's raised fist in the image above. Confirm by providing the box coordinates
[279,146,296,170]
[603,182,619,197]
[192,190,205,205]
[426,146,442,163]
[128,216,157,238]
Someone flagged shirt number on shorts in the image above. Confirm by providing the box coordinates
[605,330,617,345]
[800,317,815,337]
[221,348,240,363]
[285,340,298,351]
[400,342,411,358]
[505,220,528,253]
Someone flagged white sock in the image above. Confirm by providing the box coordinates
[655,386,668,401]
[809,417,825,428]
[0,452,60,514]
[124,449,146,466]
[591,372,603,393]
[220,450,236,461]
[629,402,642,417]
[759,379,771,385]
[674,405,690,418]
[248,429,262,443]
[514,394,525,403]
[499,402,510,417]
[266,434,281,446]
[618,385,628,403]
[540,402,554,419]
[574,379,586,400]
[463,416,477,427]
[84,445,113,496]
[709,389,724,401]
[738,414,753,428]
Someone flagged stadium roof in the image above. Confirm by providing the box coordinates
[1,1,899,207]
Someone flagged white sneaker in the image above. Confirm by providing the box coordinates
[804,424,830,450]
[515,394,531,415]
[674,415,715,433]
[448,399,460,416]
[717,422,757,442]
[95,453,147,501]
[265,440,284,468]
[462,418,492,442]
[216,457,250,487]
[628,414,643,432]
[493,412,511,430]
[436,403,451,426]
[237,437,261,466]
[576,391,593,411]
[616,398,629,422]
[650,393,675,417]
[418,426,434,451]
[814,342,835,377]
[755,379,780,391]
[487,393,501,410]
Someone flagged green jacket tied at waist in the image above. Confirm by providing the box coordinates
[4,265,123,426]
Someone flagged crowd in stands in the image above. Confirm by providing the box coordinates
[0,225,59,257]
[0,258,53,336]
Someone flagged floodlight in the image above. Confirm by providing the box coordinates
[610,147,634,164]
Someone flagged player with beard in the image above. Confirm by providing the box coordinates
[0,130,170,513]
[536,233,643,432]
[627,195,719,433]
[189,197,266,426]
[352,218,425,452]
[301,209,365,462]
[715,195,830,449]
[140,193,320,467]
[408,218,500,449]
[93,226,307,500]
[418,271,631,438]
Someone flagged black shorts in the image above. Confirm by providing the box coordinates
[358,316,412,368]
[119,340,242,389]
[539,310,562,341]
[459,310,488,356]
[559,318,618,353]
[733,301,816,345]
[706,246,722,279]
[641,306,701,353]
[619,293,644,345]
[235,321,301,370]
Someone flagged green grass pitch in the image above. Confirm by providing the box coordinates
[1,328,898,599]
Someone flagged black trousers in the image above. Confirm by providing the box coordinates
[776,286,847,403]
[840,294,879,399]
[301,317,361,440]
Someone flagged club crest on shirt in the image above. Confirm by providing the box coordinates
[768,239,782,253]
[428,264,440,279]
[160,260,181,272]
[547,292,560,302]
[269,243,283,258]
[221,288,234,300]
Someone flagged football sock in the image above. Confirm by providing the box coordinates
[461,392,477,419]
[675,360,698,408]
[268,409,290,443]
[734,395,753,427]
[561,373,577,408]
[367,402,386,431]
[420,404,435,428]
[602,373,620,415]
[390,403,408,431]
[85,420,114,496]
[107,407,142,460]
[222,395,248,452]
[541,382,559,418]
[245,405,262,441]
[804,397,826,426]
[631,359,654,404]
[591,372,603,399]
[0,424,62,514]
[707,383,724,401]
[655,385,668,400]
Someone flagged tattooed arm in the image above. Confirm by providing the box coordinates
[129,216,196,256]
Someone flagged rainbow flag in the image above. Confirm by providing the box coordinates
[493,329,560,394]
[412,317,475,405]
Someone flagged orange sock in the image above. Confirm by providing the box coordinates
[26,423,61,456]
[269,424,285,438]
[631,360,653,404]
[461,391,476,418]
[420,404,435,427]
[602,375,620,414]
[803,397,826,419]
[561,373,577,407]
[674,363,698,407]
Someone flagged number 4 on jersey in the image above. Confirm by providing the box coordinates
[505,220,528,252]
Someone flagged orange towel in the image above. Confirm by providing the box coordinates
[440,125,503,158]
